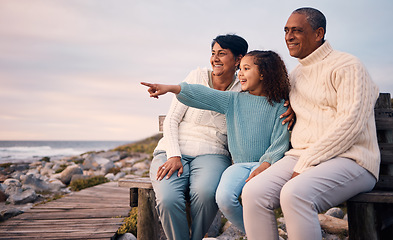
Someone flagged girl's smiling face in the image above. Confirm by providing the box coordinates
[238,55,265,96]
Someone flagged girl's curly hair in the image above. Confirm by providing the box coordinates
[246,50,290,104]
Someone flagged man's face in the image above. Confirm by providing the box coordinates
[284,13,321,59]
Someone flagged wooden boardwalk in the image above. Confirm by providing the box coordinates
[0,181,130,239]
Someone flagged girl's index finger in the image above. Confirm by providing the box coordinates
[140,82,152,87]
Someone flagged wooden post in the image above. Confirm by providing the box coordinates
[130,188,138,207]
[348,202,379,240]
[137,188,160,240]
[158,115,166,132]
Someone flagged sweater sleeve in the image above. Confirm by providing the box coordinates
[176,82,231,114]
[259,103,290,164]
[293,62,379,173]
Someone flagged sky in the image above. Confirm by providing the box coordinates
[1,0,392,141]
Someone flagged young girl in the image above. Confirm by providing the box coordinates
[141,50,290,233]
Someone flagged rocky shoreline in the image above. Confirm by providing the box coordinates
[0,148,349,240]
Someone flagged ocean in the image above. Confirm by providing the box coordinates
[0,140,132,164]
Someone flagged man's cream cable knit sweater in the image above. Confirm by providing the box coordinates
[286,41,381,179]
[155,67,241,159]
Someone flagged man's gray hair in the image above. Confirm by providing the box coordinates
[293,7,326,35]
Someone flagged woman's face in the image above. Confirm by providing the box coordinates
[210,43,239,78]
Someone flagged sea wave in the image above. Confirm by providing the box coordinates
[0,141,130,163]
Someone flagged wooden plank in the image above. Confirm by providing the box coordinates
[118,177,153,189]
[11,208,128,220]
[0,232,117,240]
[376,117,393,130]
[0,218,123,227]
[0,181,131,239]
[349,190,393,203]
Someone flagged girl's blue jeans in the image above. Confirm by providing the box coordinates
[215,162,260,233]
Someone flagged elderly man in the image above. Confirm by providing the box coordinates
[242,7,380,240]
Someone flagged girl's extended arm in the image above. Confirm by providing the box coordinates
[141,82,181,98]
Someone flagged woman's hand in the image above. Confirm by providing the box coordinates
[280,100,296,130]
[156,156,183,181]
[140,82,181,99]
[246,162,271,182]
[291,171,300,179]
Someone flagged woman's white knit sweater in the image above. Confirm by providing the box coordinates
[155,67,241,159]
[286,41,381,179]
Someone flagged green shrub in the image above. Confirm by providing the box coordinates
[117,207,138,236]
[40,157,50,162]
[107,167,121,175]
[69,175,109,191]
[0,163,12,168]
[114,133,162,155]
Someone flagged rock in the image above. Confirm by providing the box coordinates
[7,188,37,204]
[96,151,121,161]
[22,174,52,192]
[318,213,348,235]
[3,178,22,187]
[120,167,133,174]
[52,163,63,173]
[0,208,24,221]
[48,178,66,192]
[117,233,137,240]
[29,161,43,168]
[132,161,150,172]
[84,169,97,177]
[11,164,29,172]
[216,222,245,240]
[207,211,222,237]
[83,154,110,170]
[11,171,25,181]
[278,228,287,239]
[0,189,7,202]
[105,173,115,181]
[325,207,345,219]
[100,161,115,175]
[4,179,22,196]
[221,221,231,233]
[58,165,83,184]
[114,161,123,168]
[114,172,126,181]
[323,233,342,240]
[25,168,39,176]
[120,154,149,167]
[40,162,54,176]
[0,174,9,182]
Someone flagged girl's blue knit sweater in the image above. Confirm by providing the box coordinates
[177,82,290,164]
